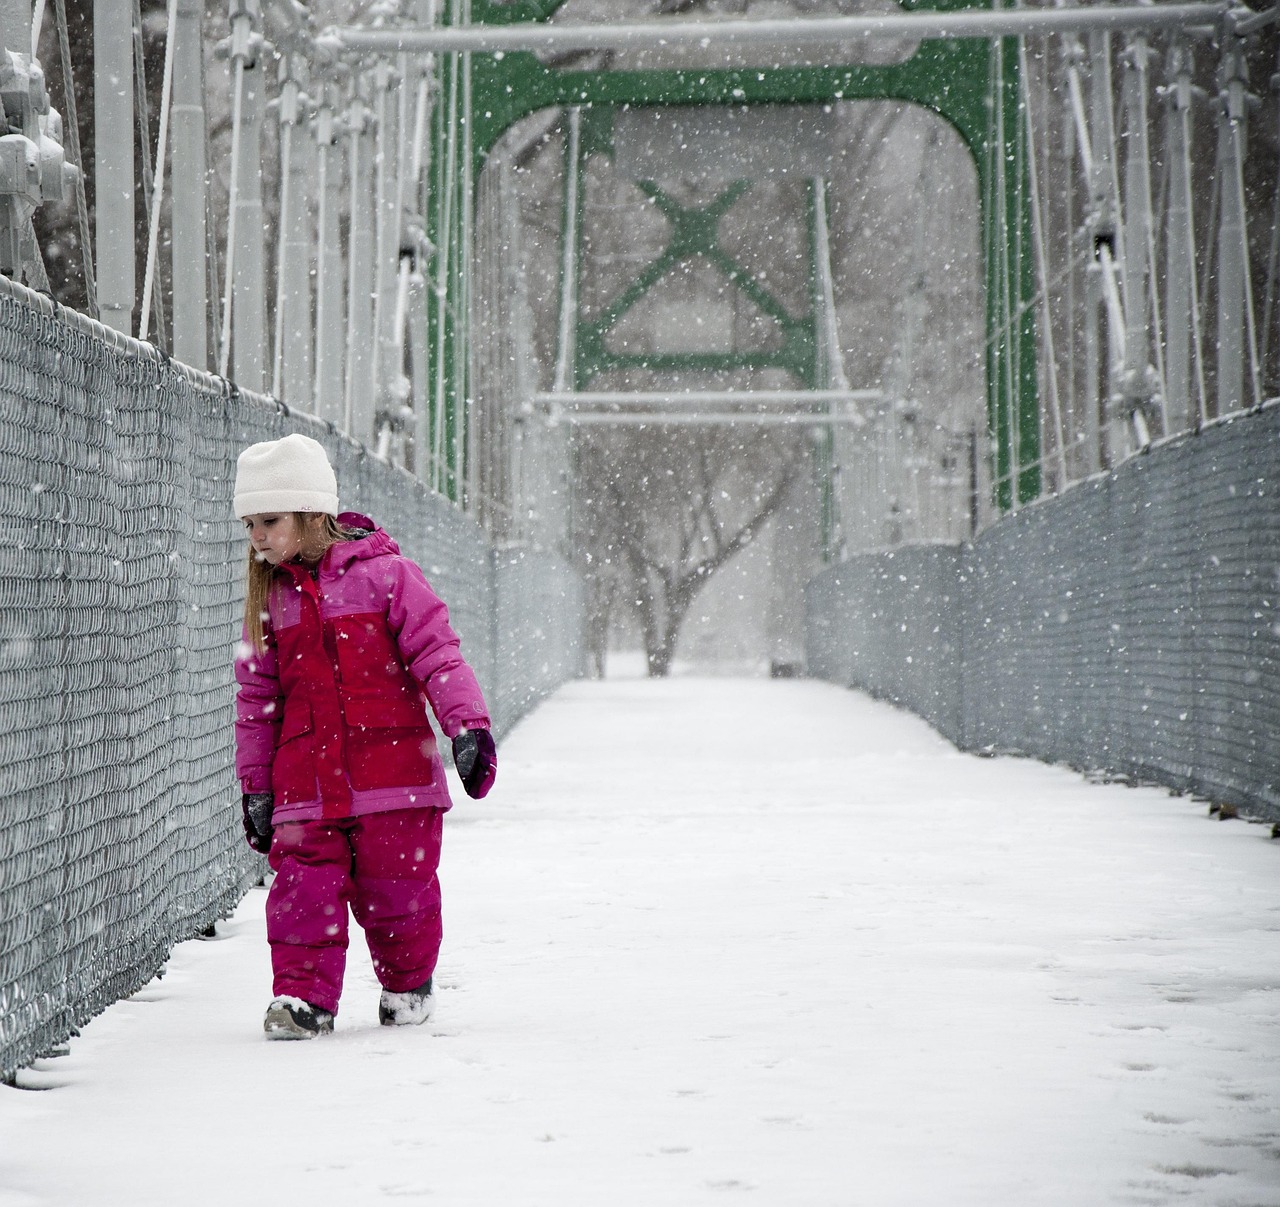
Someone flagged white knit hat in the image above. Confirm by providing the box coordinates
[234,433,339,518]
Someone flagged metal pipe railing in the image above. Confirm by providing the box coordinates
[325,5,1234,57]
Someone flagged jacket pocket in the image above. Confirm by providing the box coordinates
[272,701,317,804]
[341,694,436,791]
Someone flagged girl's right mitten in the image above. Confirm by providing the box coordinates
[452,729,497,799]
[241,792,275,853]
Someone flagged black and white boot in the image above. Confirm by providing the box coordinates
[263,996,335,1040]
[379,977,435,1026]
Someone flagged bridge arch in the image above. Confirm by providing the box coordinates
[428,0,1038,514]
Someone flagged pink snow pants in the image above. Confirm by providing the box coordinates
[265,807,444,1015]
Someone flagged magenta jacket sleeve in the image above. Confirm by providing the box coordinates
[234,628,284,793]
[387,557,491,738]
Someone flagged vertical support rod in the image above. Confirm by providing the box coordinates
[1019,34,1068,488]
[1262,34,1280,397]
[812,176,845,560]
[313,82,345,421]
[1163,38,1198,431]
[1066,38,1104,474]
[1009,33,1038,507]
[409,0,438,482]
[551,105,581,395]
[387,51,419,468]
[52,0,97,315]
[170,0,207,366]
[344,74,375,439]
[1216,33,1248,413]
[983,32,1037,511]
[457,36,474,503]
[1120,35,1159,436]
[990,32,1017,511]
[408,265,430,477]
[274,53,313,406]
[228,0,265,389]
[94,0,135,334]
[371,57,401,444]
[1090,30,1123,465]
[430,41,460,494]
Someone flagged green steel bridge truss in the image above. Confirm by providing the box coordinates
[426,0,1037,515]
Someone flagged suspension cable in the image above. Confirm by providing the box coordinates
[140,0,178,345]
[1020,35,1069,486]
[133,0,166,347]
[53,0,97,319]
[1065,54,1095,182]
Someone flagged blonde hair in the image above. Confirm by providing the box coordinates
[243,513,359,651]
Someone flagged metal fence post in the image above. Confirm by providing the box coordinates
[371,56,401,450]
[170,0,208,367]
[1089,32,1126,466]
[1215,33,1253,414]
[343,71,375,439]
[94,0,134,333]
[313,80,345,423]
[1120,34,1160,441]
[274,50,313,407]
[1163,38,1197,432]
[227,0,266,390]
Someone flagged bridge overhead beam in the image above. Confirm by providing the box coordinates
[535,390,882,409]
[326,4,1235,56]
[556,412,870,428]
[428,0,1051,514]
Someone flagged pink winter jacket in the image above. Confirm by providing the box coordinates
[234,513,491,823]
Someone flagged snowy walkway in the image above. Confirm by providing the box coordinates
[2,676,1279,1207]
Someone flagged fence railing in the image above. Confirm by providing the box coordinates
[0,278,583,1082]
[806,395,1280,824]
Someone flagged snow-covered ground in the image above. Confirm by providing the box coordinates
[2,674,1278,1207]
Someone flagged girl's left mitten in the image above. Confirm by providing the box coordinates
[452,729,497,799]
[241,793,275,853]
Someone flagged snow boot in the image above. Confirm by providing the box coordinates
[263,996,335,1040]
[379,977,435,1026]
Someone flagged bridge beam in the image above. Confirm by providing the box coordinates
[325,4,1234,56]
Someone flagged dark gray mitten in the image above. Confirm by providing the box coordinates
[242,793,275,853]
[452,729,496,799]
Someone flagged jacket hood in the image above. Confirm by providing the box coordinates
[325,512,402,572]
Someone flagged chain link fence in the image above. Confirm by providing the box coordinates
[806,399,1280,823]
[0,280,583,1081]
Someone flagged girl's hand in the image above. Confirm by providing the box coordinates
[242,793,275,853]
[452,729,497,799]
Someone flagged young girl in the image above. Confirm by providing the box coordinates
[233,433,496,1039]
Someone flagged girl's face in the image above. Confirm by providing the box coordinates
[244,513,305,566]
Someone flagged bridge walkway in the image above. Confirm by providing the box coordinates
[1,675,1277,1206]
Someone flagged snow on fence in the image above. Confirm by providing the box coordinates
[806,399,1280,824]
[0,279,583,1081]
